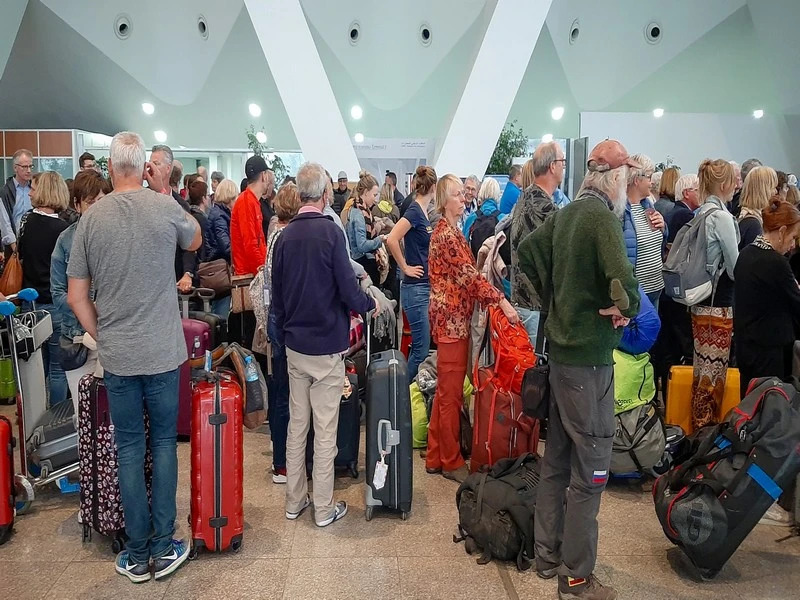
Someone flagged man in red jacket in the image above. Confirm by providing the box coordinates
[231,155,270,276]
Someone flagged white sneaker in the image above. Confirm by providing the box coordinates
[272,469,287,484]
[315,501,348,527]
[286,495,311,520]
[759,502,793,527]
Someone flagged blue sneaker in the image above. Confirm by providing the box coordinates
[115,551,151,583]
[152,539,190,580]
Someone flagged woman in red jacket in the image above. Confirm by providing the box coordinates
[427,174,519,482]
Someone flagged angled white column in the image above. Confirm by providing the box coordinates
[0,0,28,79]
[244,0,360,176]
[435,0,552,177]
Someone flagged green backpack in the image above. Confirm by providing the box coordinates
[612,349,655,415]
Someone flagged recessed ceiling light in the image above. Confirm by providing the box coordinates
[350,105,363,120]
[551,107,564,121]
[154,130,167,143]
[255,131,267,144]
[653,108,665,118]
[541,134,554,143]
[248,103,261,117]
[354,133,365,143]
[753,109,764,119]
[141,102,154,115]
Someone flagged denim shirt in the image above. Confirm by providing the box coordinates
[346,208,382,260]
[50,222,84,340]
[697,195,740,280]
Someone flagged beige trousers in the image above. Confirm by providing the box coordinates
[285,348,344,522]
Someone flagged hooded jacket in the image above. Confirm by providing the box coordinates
[510,183,557,309]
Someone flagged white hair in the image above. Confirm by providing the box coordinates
[532,141,560,177]
[478,177,500,206]
[627,153,655,186]
[675,173,698,202]
[110,131,146,177]
[296,161,327,202]
[465,174,481,188]
[650,171,662,194]
[580,166,630,218]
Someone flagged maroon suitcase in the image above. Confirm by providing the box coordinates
[178,319,211,438]
[1,415,14,545]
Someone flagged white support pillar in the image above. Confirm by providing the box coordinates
[434,0,552,177]
[244,0,360,177]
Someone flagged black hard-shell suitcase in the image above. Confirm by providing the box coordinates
[364,316,413,520]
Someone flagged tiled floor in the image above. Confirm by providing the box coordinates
[2,404,799,600]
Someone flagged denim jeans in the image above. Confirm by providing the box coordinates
[400,281,430,383]
[646,290,661,312]
[104,368,180,564]
[268,346,290,470]
[211,295,231,319]
[517,306,541,349]
[28,303,68,407]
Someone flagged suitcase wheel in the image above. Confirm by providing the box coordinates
[401,511,409,521]
[365,506,374,521]
[348,462,358,479]
[188,540,204,561]
[698,568,719,581]
[231,539,243,553]
[14,475,34,515]
[111,536,124,554]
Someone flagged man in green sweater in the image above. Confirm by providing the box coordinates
[517,140,641,600]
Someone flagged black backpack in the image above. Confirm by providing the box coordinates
[454,453,540,570]
[469,209,500,258]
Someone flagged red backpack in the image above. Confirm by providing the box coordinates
[488,306,536,395]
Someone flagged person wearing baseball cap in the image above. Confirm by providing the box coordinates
[332,171,350,215]
[516,139,640,600]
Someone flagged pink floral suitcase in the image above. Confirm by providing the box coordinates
[78,374,152,553]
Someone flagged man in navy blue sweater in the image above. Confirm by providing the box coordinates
[271,161,378,527]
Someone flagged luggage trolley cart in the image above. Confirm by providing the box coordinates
[0,289,80,514]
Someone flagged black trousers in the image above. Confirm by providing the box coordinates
[737,341,793,398]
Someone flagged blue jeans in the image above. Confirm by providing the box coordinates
[517,307,541,349]
[28,303,68,407]
[104,368,180,564]
[211,295,231,318]
[401,281,430,383]
[646,290,661,312]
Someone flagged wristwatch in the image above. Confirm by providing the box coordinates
[184,272,193,279]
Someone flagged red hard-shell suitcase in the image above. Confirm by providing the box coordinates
[78,375,153,552]
[189,369,244,556]
[0,415,15,545]
[178,318,211,437]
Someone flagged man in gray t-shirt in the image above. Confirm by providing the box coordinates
[67,131,200,584]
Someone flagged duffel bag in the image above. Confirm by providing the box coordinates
[454,453,540,570]
[610,401,666,474]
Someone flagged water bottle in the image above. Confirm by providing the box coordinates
[244,355,259,382]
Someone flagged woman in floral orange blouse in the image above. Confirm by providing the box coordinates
[427,174,519,482]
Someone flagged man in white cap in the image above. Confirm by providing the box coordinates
[332,171,350,215]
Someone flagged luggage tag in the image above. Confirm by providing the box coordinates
[373,452,389,490]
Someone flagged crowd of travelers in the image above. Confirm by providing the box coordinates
[2,129,799,599]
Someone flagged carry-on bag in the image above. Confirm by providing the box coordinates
[610,401,666,474]
[471,366,540,473]
[365,314,413,521]
[26,400,78,478]
[79,375,153,552]
[177,318,211,437]
[189,369,244,556]
[454,453,541,570]
[665,365,740,434]
[0,415,15,545]
[653,377,800,579]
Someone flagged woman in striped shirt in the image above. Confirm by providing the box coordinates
[622,154,667,309]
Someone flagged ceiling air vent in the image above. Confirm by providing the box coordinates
[114,14,132,40]
[645,21,662,44]
[349,21,360,45]
[419,23,432,47]
[569,19,580,45]
[198,15,209,40]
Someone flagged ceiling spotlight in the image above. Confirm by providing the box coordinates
[354,133,365,143]
[551,107,564,121]
[753,109,764,119]
[154,130,167,143]
[541,134,554,143]
[255,131,267,144]
[653,108,665,118]
[141,102,154,115]
[350,105,363,120]
[248,103,262,117]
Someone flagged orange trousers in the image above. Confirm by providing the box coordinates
[426,338,469,472]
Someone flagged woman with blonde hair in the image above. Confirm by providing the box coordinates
[204,178,239,316]
[18,171,70,405]
[738,166,778,249]
[426,174,518,483]
[654,167,681,220]
[689,158,739,430]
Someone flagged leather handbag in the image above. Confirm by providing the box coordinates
[0,253,22,296]
[197,259,231,296]
[59,335,88,371]
[230,274,254,314]
[520,313,549,420]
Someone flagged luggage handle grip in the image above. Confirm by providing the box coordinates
[377,418,398,456]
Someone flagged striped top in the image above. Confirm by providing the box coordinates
[630,202,664,294]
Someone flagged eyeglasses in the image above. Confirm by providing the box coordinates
[553,159,567,165]
[639,171,653,180]
[14,163,33,170]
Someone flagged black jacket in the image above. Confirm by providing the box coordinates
[332,188,350,215]
[1,176,19,234]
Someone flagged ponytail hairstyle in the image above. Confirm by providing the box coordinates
[434,174,462,215]
[414,165,437,196]
[353,170,378,203]
[698,158,736,202]
[762,195,800,233]
[521,159,536,190]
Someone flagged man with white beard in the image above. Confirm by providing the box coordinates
[516,140,641,600]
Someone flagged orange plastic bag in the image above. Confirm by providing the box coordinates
[0,253,22,297]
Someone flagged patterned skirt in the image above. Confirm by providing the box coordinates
[690,305,734,429]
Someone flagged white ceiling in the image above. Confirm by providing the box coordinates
[0,0,795,153]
